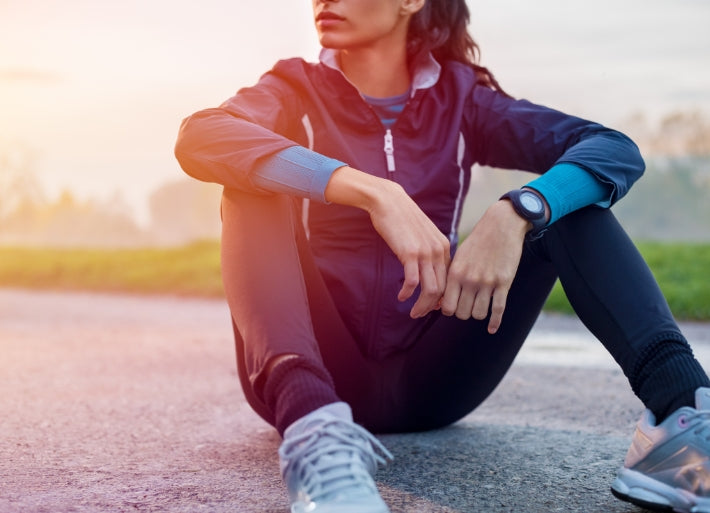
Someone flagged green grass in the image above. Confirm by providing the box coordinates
[0,240,708,320]
[0,240,224,298]
[543,242,710,321]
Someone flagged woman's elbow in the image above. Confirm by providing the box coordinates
[626,135,646,182]
[174,115,207,181]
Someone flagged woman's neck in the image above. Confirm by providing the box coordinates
[338,45,411,98]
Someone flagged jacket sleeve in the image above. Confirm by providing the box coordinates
[174,70,304,193]
[467,85,645,205]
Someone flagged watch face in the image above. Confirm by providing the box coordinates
[520,191,544,214]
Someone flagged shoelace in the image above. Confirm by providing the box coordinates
[280,418,393,502]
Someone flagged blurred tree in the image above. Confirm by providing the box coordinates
[0,142,149,246]
[0,143,45,221]
[148,179,222,246]
[0,188,151,247]
[622,109,710,157]
[611,156,710,241]
[652,111,710,156]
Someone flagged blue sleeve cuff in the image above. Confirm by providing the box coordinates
[525,163,614,225]
[251,146,347,203]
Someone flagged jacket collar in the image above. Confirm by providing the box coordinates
[318,47,441,97]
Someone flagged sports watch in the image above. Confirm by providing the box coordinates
[499,188,547,238]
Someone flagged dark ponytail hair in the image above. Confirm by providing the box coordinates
[408,0,509,95]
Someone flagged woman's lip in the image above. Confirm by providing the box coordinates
[316,12,345,21]
[316,13,345,29]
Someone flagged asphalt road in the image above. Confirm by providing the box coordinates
[1,288,709,512]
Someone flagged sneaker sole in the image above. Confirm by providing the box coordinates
[611,468,710,513]
[291,501,390,513]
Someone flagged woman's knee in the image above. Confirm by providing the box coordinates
[221,187,298,235]
[545,206,622,241]
[220,189,304,272]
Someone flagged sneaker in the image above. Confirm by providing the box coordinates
[611,387,710,512]
[278,402,393,513]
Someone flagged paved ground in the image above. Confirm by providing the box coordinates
[1,288,709,512]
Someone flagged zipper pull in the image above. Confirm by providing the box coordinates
[384,129,396,173]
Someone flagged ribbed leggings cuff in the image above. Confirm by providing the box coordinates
[631,335,710,422]
[263,356,340,436]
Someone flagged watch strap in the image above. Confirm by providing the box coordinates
[499,189,548,238]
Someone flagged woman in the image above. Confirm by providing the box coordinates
[175,1,710,512]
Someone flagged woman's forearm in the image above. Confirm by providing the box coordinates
[324,166,394,212]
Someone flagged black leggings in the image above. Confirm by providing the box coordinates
[221,187,704,433]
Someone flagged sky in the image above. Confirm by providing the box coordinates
[1,0,709,225]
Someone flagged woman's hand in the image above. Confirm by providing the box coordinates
[367,181,451,318]
[325,166,450,318]
[440,199,530,334]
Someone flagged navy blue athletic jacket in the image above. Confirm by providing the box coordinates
[175,52,645,359]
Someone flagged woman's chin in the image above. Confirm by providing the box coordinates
[316,32,355,51]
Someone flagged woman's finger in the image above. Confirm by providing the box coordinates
[487,286,509,334]
[398,259,420,302]
[410,262,439,317]
[471,287,493,321]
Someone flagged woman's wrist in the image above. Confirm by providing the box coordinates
[324,166,395,211]
[495,199,533,234]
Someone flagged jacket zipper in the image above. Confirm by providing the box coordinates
[384,129,396,179]
[363,129,396,355]
[365,234,386,357]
